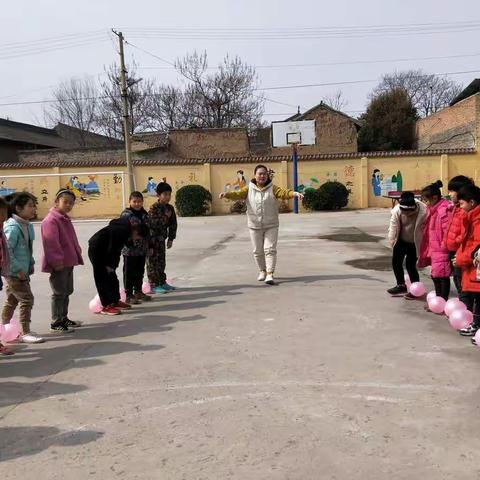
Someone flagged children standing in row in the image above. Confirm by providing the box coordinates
[1,193,43,344]
[418,181,452,300]
[147,183,177,294]
[121,191,151,305]
[41,189,84,333]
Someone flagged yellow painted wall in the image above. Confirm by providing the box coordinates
[1,151,478,218]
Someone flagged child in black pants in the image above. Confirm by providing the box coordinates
[88,219,147,316]
[121,191,151,305]
[387,192,427,298]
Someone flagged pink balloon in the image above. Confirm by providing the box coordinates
[410,282,426,297]
[444,298,461,316]
[426,291,437,302]
[88,297,102,314]
[1,321,20,343]
[428,296,446,314]
[474,329,480,347]
[142,282,152,294]
[449,309,473,330]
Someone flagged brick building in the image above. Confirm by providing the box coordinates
[416,79,480,150]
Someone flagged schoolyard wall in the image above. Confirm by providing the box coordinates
[1,150,478,218]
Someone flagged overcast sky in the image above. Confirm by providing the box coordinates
[1,0,479,127]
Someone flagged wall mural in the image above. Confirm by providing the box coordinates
[224,170,247,192]
[371,169,403,197]
[65,175,101,202]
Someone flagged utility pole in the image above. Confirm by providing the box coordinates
[112,29,135,193]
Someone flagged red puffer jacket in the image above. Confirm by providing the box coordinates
[444,204,465,252]
[455,205,480,293]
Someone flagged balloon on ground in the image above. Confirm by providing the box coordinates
[89,297,102,314]
[444,298,466,317]
[142,282,152,294]
[449,309,473,330]
[0,321,20,343]
[410,282,426,297]
[428,296,446,314]
[426,291,437,302]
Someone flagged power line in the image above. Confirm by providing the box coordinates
[137,51,480,71]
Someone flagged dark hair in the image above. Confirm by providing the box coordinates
[131,223,149,238]
[129,191,144,201]
[447,175,474,192]
[457,184,480,204]
[421,180,443,200]
[156,182,172,195]
[9,192,36,216]
[0,197,9,213]
[55,189,76,202]
[254,164,269,174]
[399,191,416,209]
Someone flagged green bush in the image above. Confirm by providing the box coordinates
[302,181,350,211]
[175,185,212,217]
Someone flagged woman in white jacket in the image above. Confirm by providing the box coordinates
[387,191,427,297]
[220,165,303,285]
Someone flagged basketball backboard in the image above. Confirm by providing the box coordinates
[271,120,316,147]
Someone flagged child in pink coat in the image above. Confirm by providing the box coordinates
[41,189,83,333]
[418,180,451,300]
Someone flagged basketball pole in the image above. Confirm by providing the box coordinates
[292,143,299,214]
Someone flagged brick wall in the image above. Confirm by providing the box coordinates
[169,128,250,158]
[270,106,358,156]
[417,94,479,150]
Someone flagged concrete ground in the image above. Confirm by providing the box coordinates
[0,210,479,479]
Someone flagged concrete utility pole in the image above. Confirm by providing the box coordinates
[112,29,135,192]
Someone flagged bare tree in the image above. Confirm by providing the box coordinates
[96,62,155,139]
[372,69,463,117]
[44,77,99,145]
[175,51,265,129]
[321,90,348,111]
[148,85,190,131]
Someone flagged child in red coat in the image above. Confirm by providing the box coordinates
[445,176,475,302]
[454,184,480,339]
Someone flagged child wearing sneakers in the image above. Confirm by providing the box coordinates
[453,184,480,339]
[147,183,177,294]
[387,191,427,298]
[0,197,13,355]
[445,176,475,302]
[121,191,151,305]
[2,193,44,344]
[41,189,84,333]
[88,219,148,315]
[418,181,451,301]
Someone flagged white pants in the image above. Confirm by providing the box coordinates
[249,227,279,274]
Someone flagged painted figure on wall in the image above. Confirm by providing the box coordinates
[0,180,16,197]
[225,170,247,192]
[298,177,320,193]
[372,169,382,197]
[144,177,168,197]
[372,169,404,197]
[65,175,101,202]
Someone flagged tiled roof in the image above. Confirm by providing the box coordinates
[2,147,476,169]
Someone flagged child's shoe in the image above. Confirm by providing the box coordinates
[257,271,267,282]
[100,306,121,316]
[136,292,152,302]
[387,285,408,296]
[20,332,45,344]
[459,325,478,336]
[114,301,132,310]
[265,273,275,285]
[50,320,75,333]
[404,293,417,300]
[0,345,14,355]
[162,283,176,291]
[126,295,140,305]
[64,318,83,328]
[153,286,168,294]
